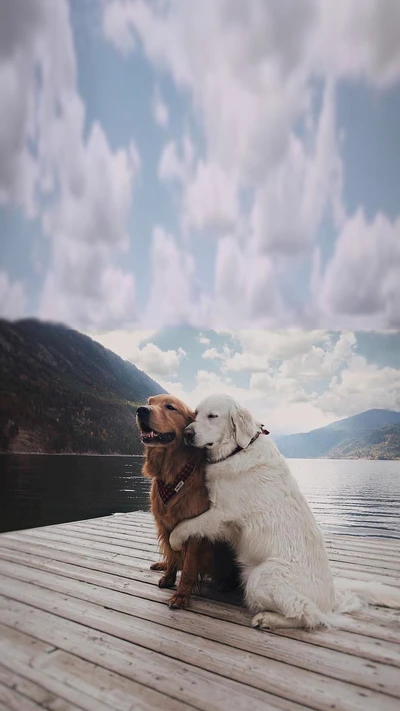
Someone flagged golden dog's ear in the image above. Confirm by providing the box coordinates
[231,404,257,449]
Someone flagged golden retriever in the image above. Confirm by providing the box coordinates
[136,393,239,608]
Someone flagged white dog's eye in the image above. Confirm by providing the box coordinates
[165,404,176,411]
[208,413,218,419]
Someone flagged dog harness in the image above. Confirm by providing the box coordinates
[207,426,270,463]
[157,460,197,505]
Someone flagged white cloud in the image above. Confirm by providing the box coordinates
[0,271,26,320]
[320,210,400,328]
[102,0,138,55]
[235,330,330,361]
[224,352,270,373]
[39,124,140,328]
[212,238,281,329]
[153,86,169,127]
[93,326,400,434]
[158,136,194,185]
[197,333,210,345]
[145,226,206,327]
[0,0,48,215]
[202,346,231,360]
[251,82,343,255]
[315,0,400,89]
[102,0,400,330]
[134,343,186,377]
[90,328,185,377]
[89,328,157,359]
[160,364,335,435]
[317,357,400,417]
[184,161,239,234]
[279,332,356,381]
[0,0,140,331]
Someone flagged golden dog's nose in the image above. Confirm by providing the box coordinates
[184,425,195,445]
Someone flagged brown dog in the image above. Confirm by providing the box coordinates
[136,393,239,608]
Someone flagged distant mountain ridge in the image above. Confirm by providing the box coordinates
[276,409,400,460]
[0,318,165,454]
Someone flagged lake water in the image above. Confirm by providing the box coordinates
[1,454,399,538]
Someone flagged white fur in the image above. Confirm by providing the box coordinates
[170,394,400,630]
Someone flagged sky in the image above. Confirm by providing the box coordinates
[91,327,400,435]
[0,1,399,432]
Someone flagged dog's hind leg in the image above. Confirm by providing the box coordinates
[245,563,332,631]
[158,564,178,589]
[252,612,306,630]
[150,560,167,571]
[157,547,178,588]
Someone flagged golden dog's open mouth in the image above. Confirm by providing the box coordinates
[139,422,176,445]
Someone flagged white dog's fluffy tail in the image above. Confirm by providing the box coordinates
[334,576,400,613]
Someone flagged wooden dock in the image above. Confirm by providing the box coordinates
[0,512,399,711]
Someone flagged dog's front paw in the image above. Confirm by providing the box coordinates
[169,528,184,551]
[158,570,176,588]
[168,591,190,609]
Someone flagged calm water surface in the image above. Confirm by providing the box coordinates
[1,454,399,538]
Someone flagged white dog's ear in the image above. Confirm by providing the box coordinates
[231,404,257,449]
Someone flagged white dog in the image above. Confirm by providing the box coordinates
[170,394,400,630]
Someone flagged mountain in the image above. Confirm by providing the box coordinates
[0,318,165,454]
[276,409,400,460]
[328,423,400,459]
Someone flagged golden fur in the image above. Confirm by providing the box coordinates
[137,393,238,608]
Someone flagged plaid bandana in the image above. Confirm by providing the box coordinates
[157,460,196,505]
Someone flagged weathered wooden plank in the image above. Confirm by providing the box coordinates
[47,524,400,570]
[62,519,400,561]
[65,522,400,564]
[0,663,84,711]
[2,530,156,563]
[0,596,309,711]
[61,523,160,546]
[3,529,400,594]
[27,527,159,553]
[1,591,398,711]
[0,544,398,641]
[0,625,114,711]
[1,557,399,696]
[5,540,400,633]
[5,528,400,586]
[325,537,400,554]
[34,649,198,711]
[0,682,45,711]
[1,511,400,711]
[0,664,50,707]
[331,564,400,586]
[63,521,159,543]
[0,536,398,641]
[0,534,153,571]
[324,535,400,552]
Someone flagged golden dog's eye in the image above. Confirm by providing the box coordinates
[208,413,218,419]
[165,404,176,411]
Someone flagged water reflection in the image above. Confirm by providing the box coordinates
[1,454,399,538]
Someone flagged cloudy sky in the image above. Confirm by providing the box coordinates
[1,1,399,431]
[1,0,400,331]
[91,328,400,434]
